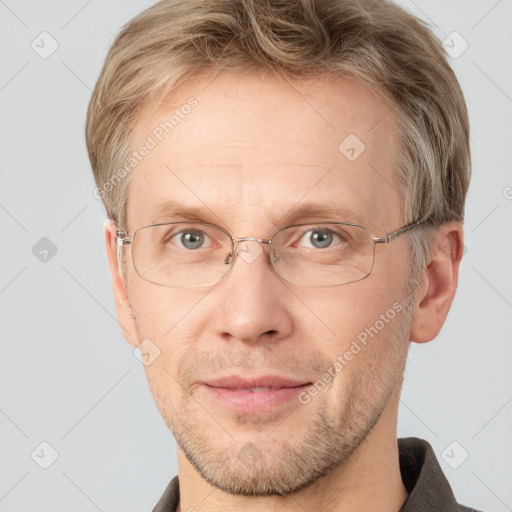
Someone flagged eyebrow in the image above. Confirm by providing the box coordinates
[272,202,363,226]
[149,201,223,226]
[148,200,363,228]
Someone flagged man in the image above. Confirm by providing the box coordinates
[86,0,477,510]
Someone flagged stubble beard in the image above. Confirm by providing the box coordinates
[138,298,412,497]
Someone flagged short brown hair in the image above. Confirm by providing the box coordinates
[86,0,470,276]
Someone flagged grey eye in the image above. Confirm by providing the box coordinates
[173,230,206,250]
[299,228,339,249]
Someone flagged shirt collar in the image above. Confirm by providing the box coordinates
[153,437,472,512]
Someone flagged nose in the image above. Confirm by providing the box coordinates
[212,239,294,346]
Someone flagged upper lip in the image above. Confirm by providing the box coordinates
[204,375,311,390]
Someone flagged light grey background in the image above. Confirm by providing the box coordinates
[0,1,510,511]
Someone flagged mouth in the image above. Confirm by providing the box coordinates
[202,375,312,413]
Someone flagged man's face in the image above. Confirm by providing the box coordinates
[122,71,414,495]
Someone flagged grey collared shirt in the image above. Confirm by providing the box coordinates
[153,437,482,511]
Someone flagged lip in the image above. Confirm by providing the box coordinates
[202,375,312,414]
[205,375,309,390]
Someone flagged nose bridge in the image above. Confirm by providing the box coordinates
[214,236,292,344]
[227,237,273,267]
[232,236,271,245]
[231,236,271,261]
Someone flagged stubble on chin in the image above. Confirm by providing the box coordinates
[131,293,413,497]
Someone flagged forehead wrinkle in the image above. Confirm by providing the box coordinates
[127,72,402,240]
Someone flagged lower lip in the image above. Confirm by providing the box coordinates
[203,384,311,413]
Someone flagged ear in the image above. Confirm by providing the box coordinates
[409,221,464,343]
[104,218,140,347]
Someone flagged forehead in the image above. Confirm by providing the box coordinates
[127,70,401,235]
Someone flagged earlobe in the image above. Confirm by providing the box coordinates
[409,222,464,344]
[104,218,140,347]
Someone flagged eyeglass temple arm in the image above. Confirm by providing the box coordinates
[372,219,426,244]
[114,232,132,272]
[116,231,132,246]
[114,221,426,251]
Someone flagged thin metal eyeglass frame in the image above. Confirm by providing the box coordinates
[115,218,426,287]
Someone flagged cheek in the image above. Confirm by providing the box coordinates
[319,293,408,409]
[127,277,208,372]
[128,275,198,334]
[302,285,395,342]
[302,283,408,374]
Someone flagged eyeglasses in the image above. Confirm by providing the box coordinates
[116,219,425,288]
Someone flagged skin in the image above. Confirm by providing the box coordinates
[104,69,463,512]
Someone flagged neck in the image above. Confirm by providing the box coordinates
[176,401,408,512]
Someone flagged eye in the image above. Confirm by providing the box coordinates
[169,229,210,250]
[296,227,343,249]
